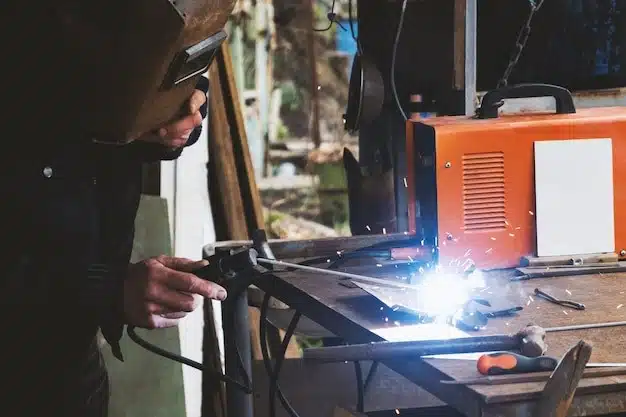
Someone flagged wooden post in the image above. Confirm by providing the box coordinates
[204,40,302,416]
[306,0,322,148]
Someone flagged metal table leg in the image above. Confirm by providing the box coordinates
[223,291,254,417]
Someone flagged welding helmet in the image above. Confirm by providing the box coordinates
[4,0,234,144]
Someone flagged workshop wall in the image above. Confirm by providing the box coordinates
[100,195,187,417]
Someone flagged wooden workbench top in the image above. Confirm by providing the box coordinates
[260,263,626,416]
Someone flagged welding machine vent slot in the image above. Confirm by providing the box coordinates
[462,153,506,231]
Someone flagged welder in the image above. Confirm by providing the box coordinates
[0,10,229,417]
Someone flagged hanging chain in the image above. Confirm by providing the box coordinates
[497,0,545,88]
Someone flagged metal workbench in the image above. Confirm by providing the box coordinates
[253,261,626,417]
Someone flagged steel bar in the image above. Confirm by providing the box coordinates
[257,258,419,289]
[302,320,626,363]
[302,335,521,363]
[546,321,626,333]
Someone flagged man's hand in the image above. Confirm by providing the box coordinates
[124,255,227,329]
[136,89,207,149]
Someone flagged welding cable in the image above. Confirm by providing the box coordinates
[354,361,365,413]
[271,309,302,417]
[354,361,380,413]
[391,0,409,121]
[127,322,253,394]
[260,293,302,417]
[347,0,363,56]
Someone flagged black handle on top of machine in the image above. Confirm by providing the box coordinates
[476,83,576,119]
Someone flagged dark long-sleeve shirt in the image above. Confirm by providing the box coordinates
[0,75,209,414]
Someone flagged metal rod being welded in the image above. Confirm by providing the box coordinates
[301,335,525,363]
[257,258,418,289]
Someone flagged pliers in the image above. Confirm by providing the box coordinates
[534,288,585,311]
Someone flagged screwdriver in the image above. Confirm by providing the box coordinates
[477,352,558,375]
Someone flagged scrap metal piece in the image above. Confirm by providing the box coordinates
[535,340,592,417]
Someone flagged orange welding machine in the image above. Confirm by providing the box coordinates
[405,84,626,269]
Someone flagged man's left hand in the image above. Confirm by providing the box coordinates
[137,89,207,149]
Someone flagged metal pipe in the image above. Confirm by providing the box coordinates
[303,321,626,363]
[223,292,253,417]
[546,321,626,333]
[302,335,520,363]
[257,258,419,289]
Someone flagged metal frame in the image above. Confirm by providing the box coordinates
[465,0,478,116]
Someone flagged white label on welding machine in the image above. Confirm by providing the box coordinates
[534,138,615,257]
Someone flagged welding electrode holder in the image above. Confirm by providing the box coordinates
[193,247,260,294]
[126,246,262,394]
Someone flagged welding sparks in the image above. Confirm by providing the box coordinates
[485,248,493,254]
[566,289,572,296]
[618,304,624,310]
[529,211,534,216]
[490,237,497,241]
[366,225,371,231]
[563,310,568,315]
[403,177,408,187]
[395,410,400,415]
[509,233,515,237]
[383,228,387,235]
[408,268,486,320]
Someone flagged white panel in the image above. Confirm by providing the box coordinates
[534,138,615,257]
[163,114,222,417]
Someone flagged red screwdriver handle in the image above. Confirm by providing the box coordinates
[477,352,558,375]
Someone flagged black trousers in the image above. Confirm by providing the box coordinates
[1,337,109,417]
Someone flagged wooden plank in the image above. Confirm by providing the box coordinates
[208,233,417,259]
[215,44,264,231]
[205,51,249,417]
[211,43,301,361]
[208,58,248,241]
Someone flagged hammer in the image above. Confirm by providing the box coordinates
[303,325,547,363]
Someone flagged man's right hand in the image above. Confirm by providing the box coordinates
[124,256,227,329]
